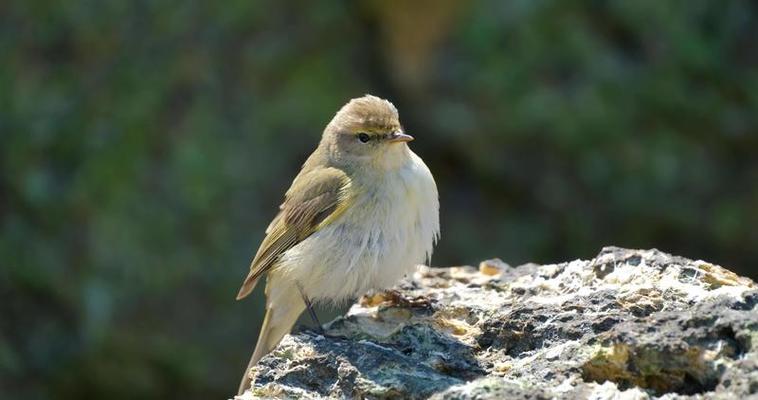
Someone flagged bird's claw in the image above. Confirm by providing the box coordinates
[361,289,434,309]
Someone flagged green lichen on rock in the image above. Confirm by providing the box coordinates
[235,247,757,399]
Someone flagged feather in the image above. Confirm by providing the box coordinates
[236,167,352,300]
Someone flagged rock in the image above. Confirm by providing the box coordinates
[235,247,758,399]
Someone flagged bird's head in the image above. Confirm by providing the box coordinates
[321,95,413,169]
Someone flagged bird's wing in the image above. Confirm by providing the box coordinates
[236,167,352,299]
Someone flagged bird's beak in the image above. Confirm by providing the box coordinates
[388,132,414,143]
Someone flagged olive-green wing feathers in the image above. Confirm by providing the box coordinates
[236,167,352,300]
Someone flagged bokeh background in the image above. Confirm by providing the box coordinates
[2,1,757,398]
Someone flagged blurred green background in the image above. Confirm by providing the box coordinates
[2,1,757,398]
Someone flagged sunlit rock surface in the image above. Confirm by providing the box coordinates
[235,247,757,399]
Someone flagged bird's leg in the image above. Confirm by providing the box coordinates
[296,283,325,334]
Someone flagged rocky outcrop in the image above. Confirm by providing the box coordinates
[235,247,757,399]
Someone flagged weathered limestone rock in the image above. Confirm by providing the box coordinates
[235,247,757,399]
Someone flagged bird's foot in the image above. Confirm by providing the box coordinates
[361,289,434,309]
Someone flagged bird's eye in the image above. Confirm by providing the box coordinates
[357,133,370,143]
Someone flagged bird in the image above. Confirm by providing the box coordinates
[235,94,440,395]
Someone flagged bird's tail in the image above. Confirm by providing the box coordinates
[237,274,305,395]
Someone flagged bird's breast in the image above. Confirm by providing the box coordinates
[277,152,440,303]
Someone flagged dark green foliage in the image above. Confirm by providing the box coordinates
[1,1,756,398]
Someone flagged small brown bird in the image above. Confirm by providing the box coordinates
[236,95,439,394]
